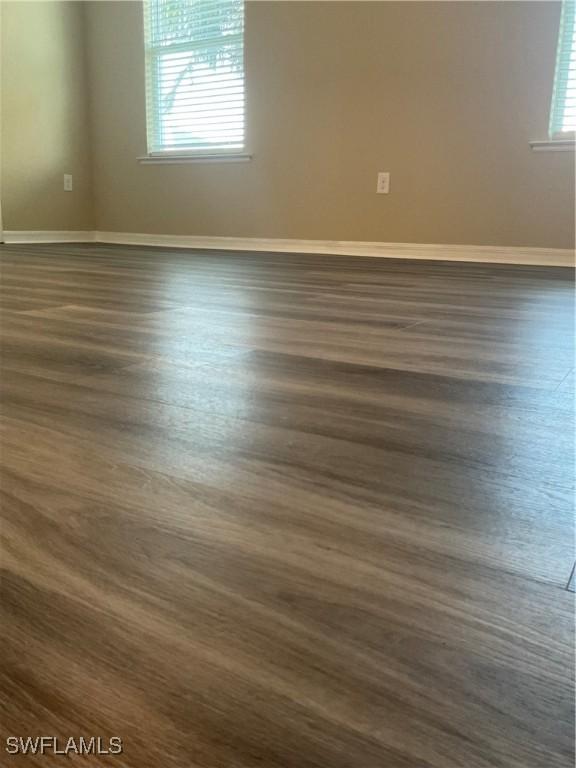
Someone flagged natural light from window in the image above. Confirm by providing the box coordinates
[144,0,245,155]
[550,0,576,135]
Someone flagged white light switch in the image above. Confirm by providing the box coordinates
[64,174,73,191]
[376,172,390,194]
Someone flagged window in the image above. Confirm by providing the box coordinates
[550,0,576,136]
[144,0,245,155]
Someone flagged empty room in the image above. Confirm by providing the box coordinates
[0,0,574,765]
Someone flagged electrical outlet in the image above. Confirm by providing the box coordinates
[376,172,390,194]
[63,174,73,192]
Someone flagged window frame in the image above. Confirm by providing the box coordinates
[142,0,248,160]
[549,0,576,139]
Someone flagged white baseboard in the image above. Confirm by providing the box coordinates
[95,232,575,267]
[3,230,574,267]
[2,230,96,244]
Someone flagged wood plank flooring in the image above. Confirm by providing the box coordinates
[0,243,574,767]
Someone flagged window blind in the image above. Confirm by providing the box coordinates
[550,0,576,136]
[144,0,245,154]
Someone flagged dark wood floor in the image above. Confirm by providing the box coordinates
[0,243,574,768]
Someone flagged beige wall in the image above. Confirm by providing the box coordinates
[84,0,574,249]
[1,1,93,231]
[2,2,573,248]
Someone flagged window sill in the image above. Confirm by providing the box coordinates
[529,139,575,152]
[138,153,252,165]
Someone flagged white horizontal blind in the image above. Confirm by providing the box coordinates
[144,0,245,154]
[550,0,576,136]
